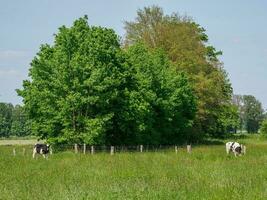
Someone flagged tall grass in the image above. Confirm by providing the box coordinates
[0,137,267,199]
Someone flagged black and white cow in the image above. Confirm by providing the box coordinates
[33,143,50,159]
[226,141,242,157]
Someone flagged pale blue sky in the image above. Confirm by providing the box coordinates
[0,0,267,109]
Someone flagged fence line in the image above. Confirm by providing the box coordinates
[70,144,193,155]
[5,143,196,156]
[4,143,249,157]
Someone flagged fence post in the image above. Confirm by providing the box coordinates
[22,148,26,156]
[110,146,114,155]
[187,145,192,153]
[13,148,16,156]
[83,144,86,154]
[74,144,78,154]
[140,145,143,153]
[50,146,53,155]
[175,146,178,154]
[91,145,95,155]
[243,145,246,155]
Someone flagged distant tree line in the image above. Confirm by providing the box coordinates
[232,94,265,133]
[0,103,30,137]
[8,6,265,144]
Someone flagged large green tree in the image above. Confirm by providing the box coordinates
[122,43,196,144]
[18,16,126,144]
[124,6,233,138]
[18,16,196,145]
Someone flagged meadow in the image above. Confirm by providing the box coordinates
[0,135,267,200]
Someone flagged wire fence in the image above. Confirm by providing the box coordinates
[3,143,194,156]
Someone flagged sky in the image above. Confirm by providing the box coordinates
[0,0,267,109]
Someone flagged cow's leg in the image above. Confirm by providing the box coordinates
[226,144,230,155]
[32,148,37,159]
[40,149,45,159]
[234,152,237,157]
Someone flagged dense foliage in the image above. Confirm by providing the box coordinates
[0,103,30,137]
[18,16,196,145]
[124,6,234,138]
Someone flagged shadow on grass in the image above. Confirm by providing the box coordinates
[195,134,250,146]
[198,139,224,145]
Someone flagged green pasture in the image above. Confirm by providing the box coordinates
[0,135,267,200]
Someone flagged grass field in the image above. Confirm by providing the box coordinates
[0,135,267,199]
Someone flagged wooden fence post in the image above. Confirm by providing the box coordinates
[140,145,143,153]
[110,146,114,155]
[187,145,192,153]
[91,146,95,155]
[175,146,178,154]
[22,148,26,156]
[74,144,78,154]
[242,145,246,155]
[50,146,53,155]
[83,144,86,154]
[13,148,16,156]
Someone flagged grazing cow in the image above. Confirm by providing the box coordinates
[226,141,242,157]
[33,143,50,159]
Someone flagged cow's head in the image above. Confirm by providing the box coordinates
[235,146,242,154]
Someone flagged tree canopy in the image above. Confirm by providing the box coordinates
[18,16,196,145]
[15,7,264,144]
[124,6,233,138]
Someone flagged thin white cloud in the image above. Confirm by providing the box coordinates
[232,37,241,44]
[0,69,22,77]
[0,50,31,60]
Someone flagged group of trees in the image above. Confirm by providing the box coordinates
[0,103,30,137]
[17,14,196,145]
[1,6,262,144]
[124,6,235,139]
[232,94,265,133]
